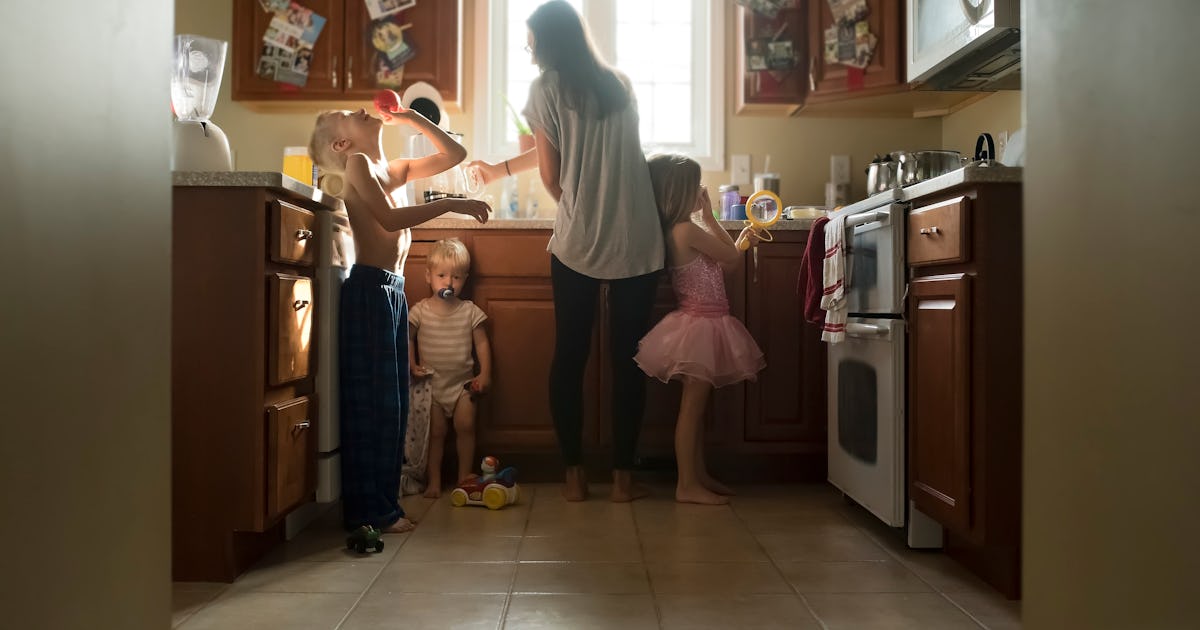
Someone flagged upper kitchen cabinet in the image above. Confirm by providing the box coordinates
[805,0,903,103]
[736,3,808,115]
[232,0,461,106]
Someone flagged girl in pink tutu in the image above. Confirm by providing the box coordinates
[636,154,766,505]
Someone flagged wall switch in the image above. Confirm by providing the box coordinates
[831,154,851,184]
[731,154,751,186]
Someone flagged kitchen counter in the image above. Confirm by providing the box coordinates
[172,171,344,212]
[420,217,819,231]
[832,163,1023,219]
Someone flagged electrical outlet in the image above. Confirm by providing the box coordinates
[731,154,751,186]
[831,154,851,184]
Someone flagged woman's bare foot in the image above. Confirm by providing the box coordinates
[383,517,417,533]
[676,484,729,505]
[699,475,736,496]
[563,465,589,502]
[423,485,441,499]
[611,470,650,503]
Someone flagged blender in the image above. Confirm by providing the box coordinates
[171,34,233,171]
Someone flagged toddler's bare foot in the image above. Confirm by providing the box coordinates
[563,466,589,502]
[611,470,650,503]
[383,517,417,533]
[423,486,441,499]
[700,475,736,496]
[676,484,729,505]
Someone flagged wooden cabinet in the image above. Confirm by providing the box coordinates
[905,183,1023,598]
[805,0,904,103]
[232,0,461,105]
[172,185,333,582]
[408,227,826,482]
[736,3,809,114]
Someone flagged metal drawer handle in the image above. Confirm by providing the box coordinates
[295,228,314,241]
[919,226,941,235]
[331,55,338,88]
[293,299,310,310]
[292,420,311,434]
[346,56,353,90]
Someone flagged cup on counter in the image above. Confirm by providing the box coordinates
[729,203,747,221]
[283,146,317,186]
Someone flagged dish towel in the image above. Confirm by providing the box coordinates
[820,213,847,343]
[400,376,432,496]
[796,216,830,325]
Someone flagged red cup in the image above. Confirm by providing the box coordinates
[373,89,404,120]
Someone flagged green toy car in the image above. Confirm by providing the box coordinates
[345,525,385,553]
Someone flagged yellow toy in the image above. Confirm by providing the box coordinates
[737,189,782,251]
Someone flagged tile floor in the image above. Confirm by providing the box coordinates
[173,483,1021,629]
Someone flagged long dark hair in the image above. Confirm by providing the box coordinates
[527,1,630,117]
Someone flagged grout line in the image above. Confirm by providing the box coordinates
[630,497,666,630]
[331,499,426,630]
[497,482,537,629]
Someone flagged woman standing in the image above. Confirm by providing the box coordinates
[469,0,664,501]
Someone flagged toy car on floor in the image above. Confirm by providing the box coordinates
[345,525,385,553]
[450,456,519,510]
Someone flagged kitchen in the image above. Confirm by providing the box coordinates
[6,1,1199,630]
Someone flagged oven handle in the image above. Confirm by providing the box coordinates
[846,322,893,340]
[846,209,890,228]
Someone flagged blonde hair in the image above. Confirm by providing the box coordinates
[427,238,471,274]
[646,154,701,229]
[308,111,347,173]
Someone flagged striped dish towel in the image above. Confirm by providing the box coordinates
[821,214,847,343]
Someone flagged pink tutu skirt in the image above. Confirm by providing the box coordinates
[635,310,765,388]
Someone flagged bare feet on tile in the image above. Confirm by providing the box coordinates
[675,484,729,505]
[563,465,589,502]
[611,470,650,502]
[383,517,417,533]
[700,475,736,496]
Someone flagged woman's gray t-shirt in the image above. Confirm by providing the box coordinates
[523,71,665,280]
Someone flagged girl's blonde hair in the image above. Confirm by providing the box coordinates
[646,154,701,229]
[428,238,471,274]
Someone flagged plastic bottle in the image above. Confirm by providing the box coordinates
[500,176,519,219]
[718,184,740,220]
[525,179,540,218]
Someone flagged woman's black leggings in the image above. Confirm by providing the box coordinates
[549,255,660,469]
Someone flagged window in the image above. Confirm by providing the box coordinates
[475,0,724,171]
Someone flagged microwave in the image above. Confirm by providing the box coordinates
[907,0,1022,90]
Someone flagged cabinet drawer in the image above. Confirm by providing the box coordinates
[267,396,316,520]
[908,196,970,266]
[269,274,314,385]
[270,200,317,267]
[471,234,551,277]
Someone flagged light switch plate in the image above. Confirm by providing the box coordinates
[831,154,850,184]
[731,154,751,186]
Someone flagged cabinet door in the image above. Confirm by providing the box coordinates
[267,396,316,521]
[737,5,808,113]
[743,241,827,445]
[269,273,314,385]
[232,0,345,100]
[270,200,318,266]
[343,0,461,103]
[404,241,433,306]
[807,0,904,102]
[471,280,599,452]
[908,274,972,533]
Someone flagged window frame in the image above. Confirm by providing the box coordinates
[472,0,725,171]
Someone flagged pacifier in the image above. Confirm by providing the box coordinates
[437,287,455,299]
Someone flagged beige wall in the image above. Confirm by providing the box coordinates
[940,91,1023,158]
[1024,1,1200,627]
[2,2,172,629]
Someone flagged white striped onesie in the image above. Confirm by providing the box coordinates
[409,298,488,416]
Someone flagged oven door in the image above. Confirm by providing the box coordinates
[827,317,905,527]
[844,203,906,315]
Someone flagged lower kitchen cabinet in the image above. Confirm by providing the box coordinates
[172,185,333,582]
[905,183,1023,598]
[409,227,826,482]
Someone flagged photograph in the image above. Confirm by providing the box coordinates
[746,37,769,72]
[264,19,302,52]
[293,46,312,74]
[255,56,278,80]
[364,0,416,21]
[371,19,413,62]
[257,0,289,13]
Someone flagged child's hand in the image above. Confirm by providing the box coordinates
[411,364,434,379]
[735,226,760,250]
[390,108,433,128]
[450,199,491,223]
[464,160,505,186]
[470,375,490,395]
[698,186,716,221]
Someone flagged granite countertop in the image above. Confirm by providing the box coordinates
[832,163,1023,220]
[418,217,818,231]
[172,171,345,212]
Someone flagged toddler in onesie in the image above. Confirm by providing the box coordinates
[408,238,492,498]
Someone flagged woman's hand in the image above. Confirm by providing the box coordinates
[465,160,507,186]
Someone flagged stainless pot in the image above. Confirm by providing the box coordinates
[896,150,966,186]
[865,154,897,195]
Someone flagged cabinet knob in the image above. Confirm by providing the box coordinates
[293,299,310,311]
[346,56,353,90]
[331,55,338,89]
[295,228,314,241]
[919,226,941,235]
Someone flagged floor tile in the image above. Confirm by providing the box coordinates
[171,584,224,628]
[646,561,792,594]
[340,592,506,630]
[640,533,769,563]
[945,590,1022,630]
[633,501,748,537]
[779,561,933,594]
[805,593,981,629]
[735,506,861,537]
[265,526,403,564]
[229,560,382,593]
[657,594,821,629]
[893,549,996,594]
[393,535,521,563]
[415,504,530,537]
[504,593,659,630]
[177,591,357,630]
[371,561,515,594]
[518,535,642,562]
[524,506,638,537]
[513,562,649,593]
[758,531,892,562]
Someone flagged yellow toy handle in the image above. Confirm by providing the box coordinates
[738,190,782,251]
